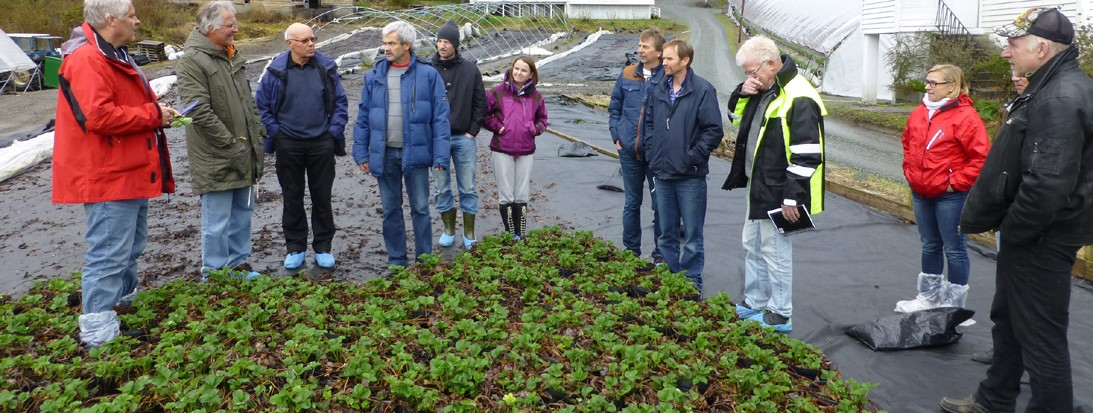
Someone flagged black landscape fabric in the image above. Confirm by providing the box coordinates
[529,97,1093,412]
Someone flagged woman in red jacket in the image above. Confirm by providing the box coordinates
[483,55,549,240]
[895,64,990,319]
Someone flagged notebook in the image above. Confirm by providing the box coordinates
[767,205,815,235]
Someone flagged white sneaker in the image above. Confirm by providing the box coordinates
[894,295,941,313]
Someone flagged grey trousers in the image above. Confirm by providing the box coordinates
[491,151,533,204]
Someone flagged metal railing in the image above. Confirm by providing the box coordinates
[934,0,971,37]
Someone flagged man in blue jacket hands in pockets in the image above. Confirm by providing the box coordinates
[354,21,451,269]
[642,39,724,294]
[256,23,349,271]
[609,28,666,265]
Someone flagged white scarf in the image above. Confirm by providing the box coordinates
[922,95,952,120]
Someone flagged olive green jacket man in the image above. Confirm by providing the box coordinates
[176,28,264,195]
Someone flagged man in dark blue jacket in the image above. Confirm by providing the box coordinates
[642,39,724,292]
[256,23,348,271]
[353,21,451,268]
[609,28,665,264]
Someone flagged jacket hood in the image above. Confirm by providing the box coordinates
[1024,45,1080,97]
[503,70,537,95]
[433,52,464,68]
[372,50,430,78]
[774,55,800,89]
[267,50,337,76]
[184,28,230,59]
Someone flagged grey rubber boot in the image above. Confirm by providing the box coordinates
[894,273,944,313]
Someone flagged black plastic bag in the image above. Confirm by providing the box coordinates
[846,307,974,351]
[597,167,624,192]
[558,141,598,157]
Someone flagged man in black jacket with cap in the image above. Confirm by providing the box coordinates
[941,7,1093,413]
[431,21,487,250]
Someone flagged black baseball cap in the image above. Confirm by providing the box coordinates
[995,7,1074,45]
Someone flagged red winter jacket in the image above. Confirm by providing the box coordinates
[52,23,175,204]
[901,94,989,198]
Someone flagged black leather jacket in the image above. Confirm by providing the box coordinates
[960,46,1093,246]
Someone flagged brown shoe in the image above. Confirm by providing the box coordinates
[940,395,989,413]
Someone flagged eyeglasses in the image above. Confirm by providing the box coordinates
[746,60,768,77]
[924,80,953,88]
[289,36,318,44]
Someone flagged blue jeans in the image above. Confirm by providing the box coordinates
[201,186,255,273]
[912,190,969,285]
[742,218,794,317]
[378,147,432,266]
[653,177,706,290]
[433,135,478,215]
[82,199,148,313]
[619,153,661,258]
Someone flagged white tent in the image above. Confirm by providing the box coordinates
[728,0,897,101]
[0,28,39,93]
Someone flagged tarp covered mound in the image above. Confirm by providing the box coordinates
[0,28,36,74]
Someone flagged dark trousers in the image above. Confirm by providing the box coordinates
[275,135,336,254]
[976,236,1078,412]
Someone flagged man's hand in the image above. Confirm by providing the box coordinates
[740,77,764,95]
[435,166,446,171]
[358,163,370,174]
[615,141,622,150]
[781,204,800,223]
[464,133,474,138]
[158,103,179,127]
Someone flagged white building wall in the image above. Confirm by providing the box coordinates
[863,0,898,34]
[566,5,652,19]
[897,0,938,32]
[979,0,1089,29]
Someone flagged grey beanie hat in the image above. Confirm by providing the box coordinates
[437,21,460,50]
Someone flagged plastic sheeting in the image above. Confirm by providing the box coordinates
[847,307,975,351]
[727,0,897,101]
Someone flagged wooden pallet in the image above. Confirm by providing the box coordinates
[135,40,167,63]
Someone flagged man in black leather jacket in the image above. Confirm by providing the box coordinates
[942,7,1093,413]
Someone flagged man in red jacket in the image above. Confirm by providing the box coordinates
[52,0,177,347]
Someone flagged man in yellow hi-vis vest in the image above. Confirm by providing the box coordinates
[722,36,826,334]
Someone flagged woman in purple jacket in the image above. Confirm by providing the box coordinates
[484,56,549,240]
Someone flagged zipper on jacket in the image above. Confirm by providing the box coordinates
[411,83,416,112]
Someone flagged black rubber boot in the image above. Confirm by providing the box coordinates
[499,203,513,235]
[514,202,527,240]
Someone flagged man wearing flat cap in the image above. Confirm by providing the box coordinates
[942,7,1093,413]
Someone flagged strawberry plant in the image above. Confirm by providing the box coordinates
[0,227,883,411]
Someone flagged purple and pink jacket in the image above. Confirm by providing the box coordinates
[484,73,548,157]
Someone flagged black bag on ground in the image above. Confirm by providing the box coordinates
[558,141,598,157]
[846,307,974,351]
[597,167,624,192]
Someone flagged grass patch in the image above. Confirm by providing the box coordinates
[570,18,687,35]
[825,105,910,132]
[0,0,300,46]
[0,228,881,411]
[715,13,745,48]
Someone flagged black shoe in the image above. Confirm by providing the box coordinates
[940,395,989,413]
[970,349,993,364]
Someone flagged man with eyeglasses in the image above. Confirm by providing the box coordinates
[722,35,826,334]
[176,0,265,280]
[256,23,349,272]
[942,7,1093,412]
